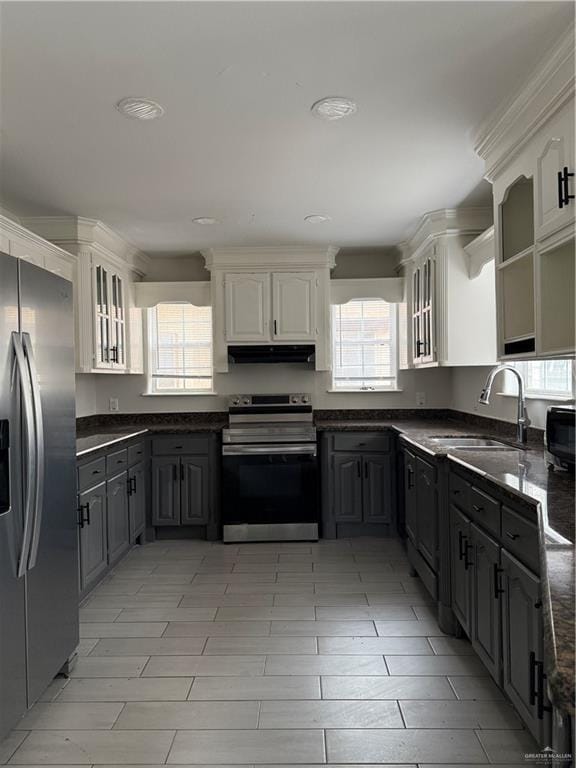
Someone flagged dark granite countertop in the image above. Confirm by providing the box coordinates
[76,429,149,457]
[318,411,575,714]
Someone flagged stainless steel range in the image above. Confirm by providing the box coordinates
[222,394,318,543]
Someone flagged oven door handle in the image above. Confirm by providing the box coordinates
[222,444,317,457]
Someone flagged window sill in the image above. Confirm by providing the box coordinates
[496,391,575,403]
[142,391,219,397]
[327,388,403,394]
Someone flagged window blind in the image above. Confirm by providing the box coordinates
[148,303,213,393]
[332,299,397,391]
[505,360,574,398]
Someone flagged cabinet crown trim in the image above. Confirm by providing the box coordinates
[398,207,493,264]
[0,214,76,265]
[20,215,150,276]
[202,246,339,271]
[473,25,575,180]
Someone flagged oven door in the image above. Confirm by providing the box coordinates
[222,444,318,526]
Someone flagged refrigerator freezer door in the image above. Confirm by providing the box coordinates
[0,252,26,740]
[19,260,79,704]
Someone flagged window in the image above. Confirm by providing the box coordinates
[148,303,213,393]
[331,299,397,391]
[504,360,574,399]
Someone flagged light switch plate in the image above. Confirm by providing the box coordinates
[416,392,426,406]
[109,397,119,412]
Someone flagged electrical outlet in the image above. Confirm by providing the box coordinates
[416,392,426,407]
[109,398,119,412]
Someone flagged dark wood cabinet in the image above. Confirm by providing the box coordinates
[106,470,130,565]
[470,522,501,682]
[78,481,107,593]
[450,503,471,635]
[333,454,363,523]
[128,461,146,542]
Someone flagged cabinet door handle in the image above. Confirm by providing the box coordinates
[458,531,465,560]
[274,320,278,335]
[535,659,552,719]
[493,563,504,599]
[407,466,414,489]
[132,477,137,494]
[463,542,473,570]
[85,502,90,526]
[529,651,537,706]
[110,346,118,363]
[558,166,574,209]
[77,504,85,528]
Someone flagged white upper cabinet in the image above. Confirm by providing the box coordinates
[398,209,496,369]
[272,272,317,341]
[534,101,575,243]
[225,272,270,342]
[92,256,127,370]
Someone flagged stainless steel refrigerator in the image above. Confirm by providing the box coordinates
[0,251,78,741]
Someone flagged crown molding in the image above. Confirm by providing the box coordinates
[474,25,575,181]
[0,213,76,264]
[398,207,493,263]
[202,245,339,271]
[0,205,21,224]
[20,216,151,275]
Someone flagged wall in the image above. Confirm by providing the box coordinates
[331,248,400,279]
[143,253,210,282]
[451,366,562,430]
[75,374,98,417]
[88,366,452,414]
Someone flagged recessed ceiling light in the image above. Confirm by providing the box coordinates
[116,97,165,121]
[311,97,357,121]
[191,217,219,225]
[305,214,331,224]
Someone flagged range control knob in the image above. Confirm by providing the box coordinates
[242,397,250,405]
[232,397,240,406]
[302,395,310,404]
[290,395,301,404]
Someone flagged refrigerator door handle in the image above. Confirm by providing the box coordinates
[11,332,37,577]
[22,333,44,571]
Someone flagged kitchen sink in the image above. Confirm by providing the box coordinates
[429,436,519,450]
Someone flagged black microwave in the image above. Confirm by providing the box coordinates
[545,406,575,471]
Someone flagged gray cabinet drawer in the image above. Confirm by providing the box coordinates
[152,436,210,455]
[78,457,106,492]
[107,448,128,474]
[501,506,540,573]
[332,433,390,453]
[128,441,146,466]
[450,473,469,507]
[469,485,500,537]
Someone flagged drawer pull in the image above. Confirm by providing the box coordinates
[117,459,123,464]
[505,531,519,540]
[357,442,366,447]
[92,469,101,475]
[463,542,473,570]
[174,445,183,449]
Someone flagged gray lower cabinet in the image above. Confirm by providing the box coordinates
[107,471,130,565]
[404,449,418,544]
[151,457,180,525]
[323,432,394,537]
[77,481,107,593]
[151,455,210,527]
[470,522,501,682]
[416,456,437,569]
[501,549,550,743]
[333,454,363,523]
[128,461,146,542]
[450,503,471,635]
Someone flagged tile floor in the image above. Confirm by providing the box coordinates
[0,536,539,766]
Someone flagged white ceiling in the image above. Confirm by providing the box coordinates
[0,1,572,255]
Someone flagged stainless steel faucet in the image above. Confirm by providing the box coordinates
[478,364,531,444]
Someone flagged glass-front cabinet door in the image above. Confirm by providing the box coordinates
[411,252,436,366]
[92,258,127,370]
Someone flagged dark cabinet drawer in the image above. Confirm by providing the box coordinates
[152,436,211,456]
[78,457,106,492]
[332,433,390,453]
[469,485,500,537]
[450,472,469,508]
[501,506,540,573]
[106,448,128,474]
[128,441,146,466]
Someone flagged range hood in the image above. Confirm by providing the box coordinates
[228,345,316,365]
